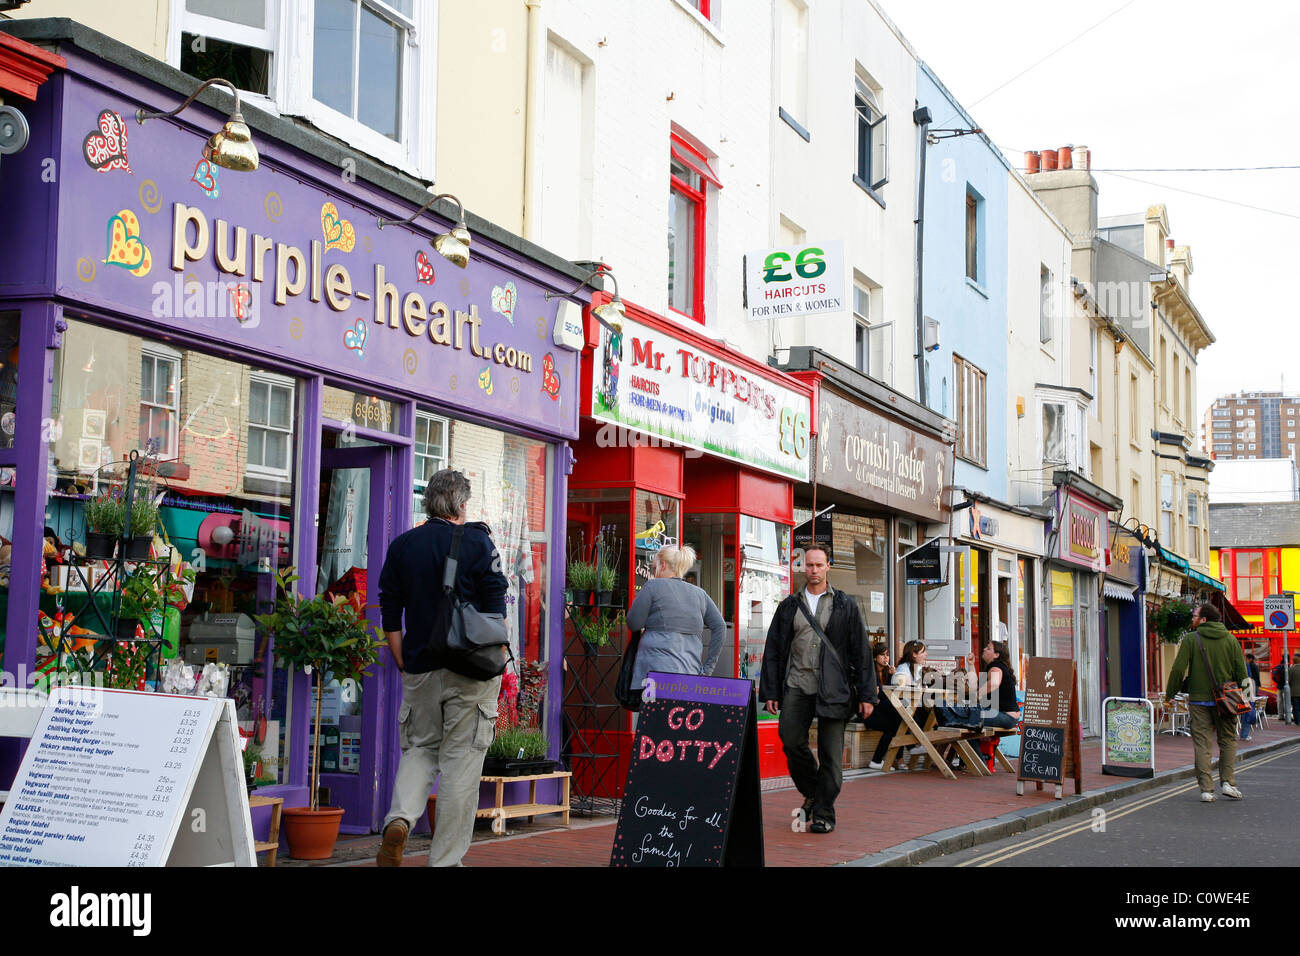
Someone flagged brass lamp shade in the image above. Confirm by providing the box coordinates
[203,113,259,172]
[450,220,472,246]
[433,232,470,268]
[593,296,626,335]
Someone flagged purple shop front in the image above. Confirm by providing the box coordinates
[0,33,583,839]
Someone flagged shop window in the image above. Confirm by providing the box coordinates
[246,374,295,480]
[410,410,449,525]
[1049,570,1075,659]
[1225,550,1279,603]
[853,70,887,195]
[45,317,298,787]
[1017,557,1035,654]
[0,312,18,453]
[953,354,986,467]
[322,384,400,435]
[738,517,791,681]
[139,347,180,460]
[669,134,720,322]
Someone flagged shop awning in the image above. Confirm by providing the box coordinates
[1103,581,1137,602]
[1210,592,1252,631]
[1187,567,1226,593]
[1155,546,1189,571]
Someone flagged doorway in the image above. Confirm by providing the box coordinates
[313,430,395,831]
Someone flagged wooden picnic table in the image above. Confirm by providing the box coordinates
[878,684,1017,779]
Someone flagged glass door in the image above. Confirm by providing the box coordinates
[314,437,392,830]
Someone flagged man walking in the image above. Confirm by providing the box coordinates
[376,469,508,866]
[759,544,875,834]
[1164,604,1248,803]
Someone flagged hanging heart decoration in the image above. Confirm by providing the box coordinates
[540,352,561,401]
[191,158,220,199]
[321,202,356,253]
[415,249,436,285]
[103,209,152,277]
[343,318,367,358]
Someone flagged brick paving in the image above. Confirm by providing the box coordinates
[312,719,1300,867]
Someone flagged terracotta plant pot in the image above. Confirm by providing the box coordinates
[282,806,345,860]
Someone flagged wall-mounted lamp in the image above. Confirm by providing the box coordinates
[136,78,259,172]
[545,267,627,335]
[377,191,471,268]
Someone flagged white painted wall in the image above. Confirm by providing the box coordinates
[1005,170,1074,509]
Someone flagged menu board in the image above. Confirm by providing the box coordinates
[611,673,763,867]
[1101,697,1155,778]
[0,687,253,867]
[1016,657,1082,798]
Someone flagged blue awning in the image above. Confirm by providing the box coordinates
[1188,568,1226,592]
[1156,547,1189,571]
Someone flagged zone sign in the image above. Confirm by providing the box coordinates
[1264,594,1295,631]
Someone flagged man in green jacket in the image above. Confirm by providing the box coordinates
[1165,603,1249,802]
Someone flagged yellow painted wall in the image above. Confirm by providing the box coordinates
[4,0,170,60]
[435,0,528,233]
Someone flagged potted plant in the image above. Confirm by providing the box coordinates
[117,565,161,640]
[83,492,123,560]
[125,490,160,559]
[1153,599,1194,644]
[256,568,384,860]
[567,558,598,606]
[594,533,622,605]
[482,726,553,776]
[578,607,625,648]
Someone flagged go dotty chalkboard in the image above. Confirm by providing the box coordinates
[610,673,763,867]
[1016,657,1082,799]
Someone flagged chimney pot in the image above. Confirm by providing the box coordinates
[1075,145,1090,170]
[1059,145,1073,169]
[1025,151,1041,174]
[1041,149,1058,171]
[1166,238,1175,250]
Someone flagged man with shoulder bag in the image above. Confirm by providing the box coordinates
[759,544,876,834]
[376,469,510,866]
[1164,604,1249,803]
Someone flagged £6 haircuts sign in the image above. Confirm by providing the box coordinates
[745,241,846,321]
[591,316,811,480]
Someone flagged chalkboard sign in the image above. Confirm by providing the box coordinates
[1016,657,1082,799]
[610,673,763,867]
[1018,725,1065,782]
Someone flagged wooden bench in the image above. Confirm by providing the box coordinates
[878,685,1019,779]
[475,771,572,835]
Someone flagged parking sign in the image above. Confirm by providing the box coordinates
[1264,594,1295,631]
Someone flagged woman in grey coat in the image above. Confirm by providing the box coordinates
[625,544,726,692]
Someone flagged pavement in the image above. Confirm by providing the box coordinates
[310,717,1300,867]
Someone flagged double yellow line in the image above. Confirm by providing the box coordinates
[957,746,1298,867]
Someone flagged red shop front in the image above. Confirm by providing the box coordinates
[564,298,813,797]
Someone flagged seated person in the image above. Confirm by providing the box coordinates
[865,641,930,770]
[976,639,1022,730]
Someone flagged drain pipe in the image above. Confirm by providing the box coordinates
[522,0,545,242]
[913,106,933,407]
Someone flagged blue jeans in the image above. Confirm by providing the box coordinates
[980,710,1019,730]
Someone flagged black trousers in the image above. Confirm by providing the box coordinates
[778,688,844,825]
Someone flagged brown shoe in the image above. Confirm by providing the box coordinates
[376,819,409,867]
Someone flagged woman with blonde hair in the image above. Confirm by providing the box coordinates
[624,544,726,699]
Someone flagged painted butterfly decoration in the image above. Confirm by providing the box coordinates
[191,159,220,199]
[83,109,131,173]
[415,250,436,285]
[541,352,561,401]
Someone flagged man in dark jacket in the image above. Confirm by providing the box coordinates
[375,469,508,867]
[759,544,875,833]
[1165,604,1248,803]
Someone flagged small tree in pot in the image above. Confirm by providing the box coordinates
[255,568,384,859]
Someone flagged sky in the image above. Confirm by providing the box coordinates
[878,0,1300,427]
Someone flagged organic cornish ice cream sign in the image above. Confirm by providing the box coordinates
[591,316,811,481]
[52,79,577,438]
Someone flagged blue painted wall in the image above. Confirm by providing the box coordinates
[917,62,1010,500]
